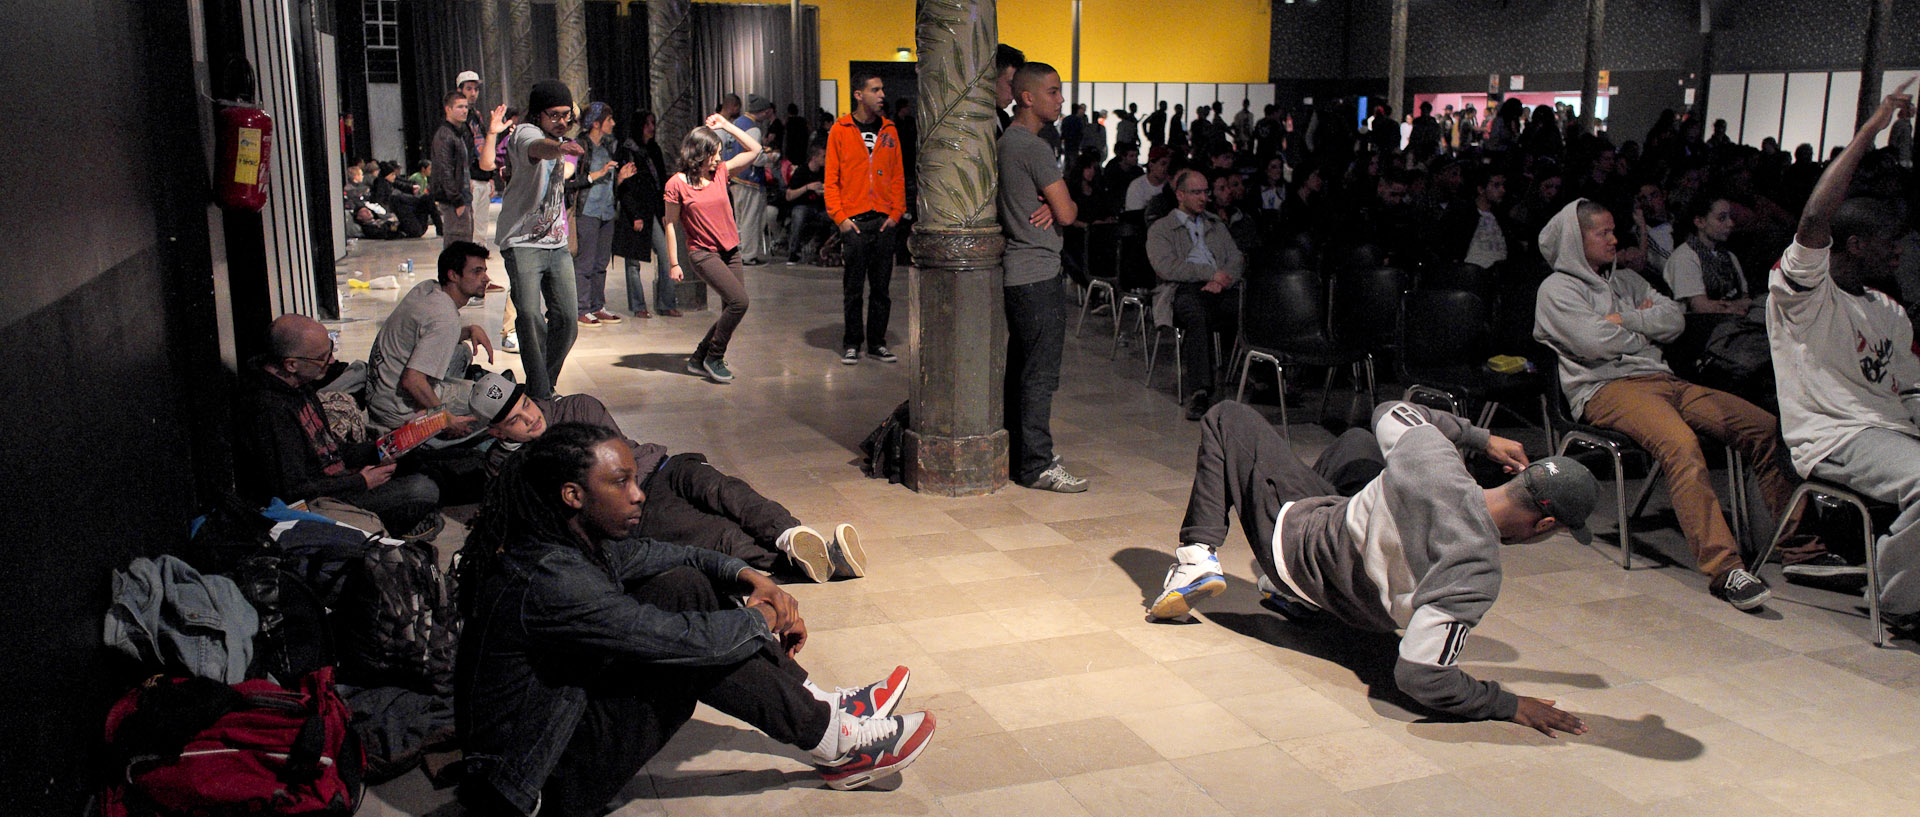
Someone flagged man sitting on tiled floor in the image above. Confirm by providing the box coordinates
[454,423,935,816]
[1151,399,1596,737]
[468,371,867,582]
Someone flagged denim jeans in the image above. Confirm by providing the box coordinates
[624,221,678,313]
[1004,275,1068,483]
[787,203,831,261]
[573,214,615,315]
[841,215,897,351]
[502,246,579,400]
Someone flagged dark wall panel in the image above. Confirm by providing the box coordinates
[0,0,222,813]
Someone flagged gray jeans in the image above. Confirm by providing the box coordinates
[1810,427,1920,615]
[502,246,578,400]
[731,182,768,263]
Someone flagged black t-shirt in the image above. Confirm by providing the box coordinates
[787,164,826,209]
[856,115,883,154]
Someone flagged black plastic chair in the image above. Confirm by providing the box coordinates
[1111,231,1157,359]
[1075,222,1121,338]
[1418,261,1495,299]
[1233,269,1375,434]
[1754,480,1898,646]
[1332,265,1410,361]
[1397,289,1552,433]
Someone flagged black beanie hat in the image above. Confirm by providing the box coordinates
[529,80,573,116]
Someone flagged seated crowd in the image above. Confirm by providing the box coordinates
[105,75,1920,817]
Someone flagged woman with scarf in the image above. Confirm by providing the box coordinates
[1666,196,1751,314]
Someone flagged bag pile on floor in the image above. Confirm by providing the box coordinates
[99,493,463,814]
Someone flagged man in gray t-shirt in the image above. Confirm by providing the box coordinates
[997,62,1086,493]
[366,241,496,435]
[493,80,587,400]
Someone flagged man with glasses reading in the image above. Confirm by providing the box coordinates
[1147,168,1243,421]
[496,80,588,401]
[235,315,442,536]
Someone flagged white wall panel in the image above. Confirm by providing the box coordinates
[1742,73,1785,146]
[1705,73,1746,147]
[1825,72,1861,157]
[1780,72,1828,156]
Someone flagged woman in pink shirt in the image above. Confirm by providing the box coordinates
[664,113,763,382]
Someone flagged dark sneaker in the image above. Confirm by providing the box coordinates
[686,356,707,376]
[841,348,860,365]
[1024,463,1089,493]
[869,346,899,363]
[399,512,445,544]
[818,711,937,791]
[592,309,623,324]
[1186,390,1212,422]
[702,357,735,383]
[659,308,684,317]
[1713,568,1772,611]
[577,313,602,328]
[830,523,868,578]
[832,665,910,719]
[1257,575,1326,623]
[1782,553,1869,580]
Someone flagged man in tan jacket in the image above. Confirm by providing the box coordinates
[1148,168,1244,420]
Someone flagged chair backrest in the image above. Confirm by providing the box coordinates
[1344,244,1385,272]
[1399,288,1491,371]
[1242,268,1327,348]
[1332,266,1410,351]
[1085,221,1119,282]
[1061,225,1092,289]
[1419,261,1494,297]
[1273,245,1313,272]
[1117,232,1156,291]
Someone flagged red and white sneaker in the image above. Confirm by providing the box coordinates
[818,711,937,791]
[831,665,910,719]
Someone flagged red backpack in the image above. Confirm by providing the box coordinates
[100,667,364,816]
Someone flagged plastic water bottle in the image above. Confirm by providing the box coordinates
[403,258,415,277]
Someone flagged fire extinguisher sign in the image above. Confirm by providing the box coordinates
[235,127,263,186]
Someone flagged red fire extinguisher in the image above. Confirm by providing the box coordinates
[217,102,274,211]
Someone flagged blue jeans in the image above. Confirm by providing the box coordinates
[625,221,679,313]
[786,203,831,261]
[503,246,578,400]
[1004,275,1068,483]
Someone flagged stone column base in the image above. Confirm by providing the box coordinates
[673,279,708,311]
[904,428,1009,496]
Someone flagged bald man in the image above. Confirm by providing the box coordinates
[234,315,441,537]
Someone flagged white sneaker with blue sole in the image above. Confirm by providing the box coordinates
[1148,544,1226,620]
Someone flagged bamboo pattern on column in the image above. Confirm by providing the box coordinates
[508,0,533,107]
[914,0,1000,230]
[480,0,503,108]
[649,0,697,145]
[556,0,588,111]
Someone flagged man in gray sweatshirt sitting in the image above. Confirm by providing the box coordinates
[1533,198,1810,611]
[1151,400,1595,736]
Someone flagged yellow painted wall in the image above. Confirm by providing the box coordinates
[691,0,1269,110]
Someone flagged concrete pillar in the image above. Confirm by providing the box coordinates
[905,0,1008,496]
[1859,0,1893,129]
[508,0,533,108]
[556,0,587,111]
[1579,0,1605,134]
[1387,0,1407,121]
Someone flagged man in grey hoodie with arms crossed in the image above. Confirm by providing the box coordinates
[1151,400,1595,737]
[1533,197,1814,612]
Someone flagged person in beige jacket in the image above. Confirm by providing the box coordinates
[1147,168,1244,419]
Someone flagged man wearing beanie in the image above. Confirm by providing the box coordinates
[726,94,781,265]
[1149,400,1595,738]
[496,79,586,401]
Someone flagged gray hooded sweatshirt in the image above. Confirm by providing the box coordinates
[1532,198,1686,418]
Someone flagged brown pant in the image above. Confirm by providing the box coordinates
[1581,374,1797,580]
[688,246,749,360]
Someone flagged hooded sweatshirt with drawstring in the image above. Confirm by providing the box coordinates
[1532,198,1686,418]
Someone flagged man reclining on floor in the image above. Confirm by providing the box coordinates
[454,423,934,816]
[468,371,865,582]
[1149,399,1596,737]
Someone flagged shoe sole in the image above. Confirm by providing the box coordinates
[833,523,868,579]
[841,355,859,365]
[869,353,898,363]
[1782,565,1869,579]
[1722,588,1773,611]
[1148,575,1226,620]
[705,370,734,383]
[686,360,706,376]
[1027,477,1089,494]
[788,528,833,583]
[821,714,937,791]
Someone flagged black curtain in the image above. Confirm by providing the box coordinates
[336,0,371,162]
[585,2,651,125]
[399,0,484,169]
[691,3,819,119]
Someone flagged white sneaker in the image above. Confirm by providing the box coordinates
[1147,544,1226,620]
[501,332,520,353]
[776,526,833,583]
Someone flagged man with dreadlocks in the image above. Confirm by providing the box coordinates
[454,423,936,816]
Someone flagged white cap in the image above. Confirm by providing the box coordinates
[455,70,481,87]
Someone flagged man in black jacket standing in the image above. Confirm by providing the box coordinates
[431,90,475,246]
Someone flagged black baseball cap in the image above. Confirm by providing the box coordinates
[1520,456,1600,544]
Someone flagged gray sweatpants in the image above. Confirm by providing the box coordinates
[731,182,768,263]
[1178,401,1382,565]
[1810,427,1920,615]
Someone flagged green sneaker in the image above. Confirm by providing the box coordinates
[702,357,735,383]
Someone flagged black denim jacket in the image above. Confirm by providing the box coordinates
[454,535,770,814]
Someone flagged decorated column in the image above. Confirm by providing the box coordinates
[905,0,1007,495]
[556,0,588,111]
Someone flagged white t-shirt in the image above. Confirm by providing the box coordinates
[1666,241,1747,301]
[368,280,463,429]
[1463,208,1507,268]
[1644,222,1674,274]
[1125,175,1165,212]
[1767,239,1920,476]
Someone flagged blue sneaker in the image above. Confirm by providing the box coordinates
[702,357,735,383]
[1147,544,1226,620]
[1257,575,1326,623]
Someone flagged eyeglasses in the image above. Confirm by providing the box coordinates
[541,108,575,122]
[290,349,335,366]
[1178,187,1209,195]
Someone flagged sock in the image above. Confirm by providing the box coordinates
[803,678,835,705]
[809,703,852,762]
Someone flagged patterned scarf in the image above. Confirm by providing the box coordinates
[1688,233,1743,300]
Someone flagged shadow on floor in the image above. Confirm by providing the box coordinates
[614,352,706,376]
[802,324,904,354]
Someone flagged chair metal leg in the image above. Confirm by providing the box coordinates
[1559,432,1632,569]
[1317,367,1336,424]
[1867,508,1886,648]
[1629,460,1664,519]
[1754,482,1886,647]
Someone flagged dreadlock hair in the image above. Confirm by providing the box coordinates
[458,422,623,616]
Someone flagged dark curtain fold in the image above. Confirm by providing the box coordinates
[690,3,818,120]
[585,2,651,125]
[399,0,484,168]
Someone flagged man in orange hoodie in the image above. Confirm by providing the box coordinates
[825,68,907,365]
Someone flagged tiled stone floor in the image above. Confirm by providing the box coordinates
[331,227,1920,817]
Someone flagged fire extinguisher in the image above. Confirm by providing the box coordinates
[216,59,272,211]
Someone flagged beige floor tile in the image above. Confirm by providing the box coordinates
[1171,743,1344,810]
[972,522,1076,551]
[929,643,1057,689]
[938,780,1090,817]
[1058,761,1231,817]
[1219,686,1371,742]
[1736,706,1914,764]
[1280,728,1445,791]
[792,781,949,817]
[1348,772,1520,817]
[903,730,1051,797]
[1164,649,1308,699]
[1552,682,1727,731]
[914,691,1007,742]
[1503,595,1708,646]
[1115,700,1269,759]
[983,599,1109,640]
[897,612,1023,654]
[866,588,985,623]
[943,505,1041,531]
[1624,785,1801,817]
[948,575,1070,610]
[1835,747,1920,800]
[1451,758,1639,817]
[1748,764,1914,817]
[1008,716,1164,777]
[970,663,1208,730]
[1568,623,1793,680]
[1113,617,1255,662]
[924,551,1034,584]
[1027,630,1159,676]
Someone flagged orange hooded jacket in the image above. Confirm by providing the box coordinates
[823,113,907,225]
